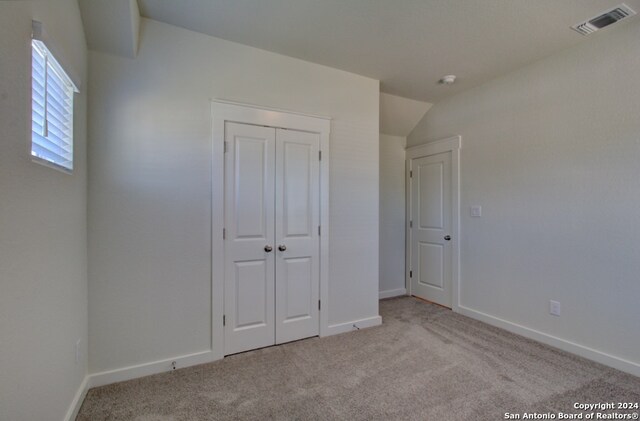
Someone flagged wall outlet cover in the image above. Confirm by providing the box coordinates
[75,339,82,364]
[549,300,561,316]
[470,205,482,217]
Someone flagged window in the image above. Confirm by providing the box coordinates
[31,39,76,172]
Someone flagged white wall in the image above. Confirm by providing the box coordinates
[88,18,379,374]
[379,134,407,298]
[0,2,88,420]
[408,20,640,373]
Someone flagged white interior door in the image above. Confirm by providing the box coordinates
[224,123,320,355]
[275,129,320,344]
[224,122,276,355]
[410,151,452,307]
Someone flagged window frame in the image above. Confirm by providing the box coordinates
[30,38,78,174]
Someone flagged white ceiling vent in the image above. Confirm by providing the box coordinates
[572,4,636,35]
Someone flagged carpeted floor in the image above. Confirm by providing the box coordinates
[77,297,640,420]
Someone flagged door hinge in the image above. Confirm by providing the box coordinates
[318,300,321,311]
[318,225,321,236]
[410,170,413,178]
[319,150,322,161]
[223,228,226,239]
[410,270,413,278]
[409,220,413,228]
[223,315,226,326]
[224,141,228,153]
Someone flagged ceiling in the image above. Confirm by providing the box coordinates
[137,0,640,103]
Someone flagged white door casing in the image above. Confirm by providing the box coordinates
[275,128,320,344]
[406,136,461,310]
[212,101,331,360]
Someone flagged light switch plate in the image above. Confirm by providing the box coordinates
[470,205,482,217]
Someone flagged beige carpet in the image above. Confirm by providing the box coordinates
[77,297,640,420]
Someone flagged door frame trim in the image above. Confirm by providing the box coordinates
[211,100,331,360]
[405,136,461,311]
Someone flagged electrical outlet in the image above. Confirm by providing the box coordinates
[75,339,82,364]
[549,300,561,317]
[470,205,482,217]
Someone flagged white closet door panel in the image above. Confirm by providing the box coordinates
[234,260,269,328]
[281,257,313,320]
[283,142,312,237]
[224,122,276,355]
[275,129,320,344]
[235,138,268,238]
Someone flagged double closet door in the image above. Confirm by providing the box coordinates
[224,122,320,355]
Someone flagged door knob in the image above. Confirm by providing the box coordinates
[444,235,451,241]
[264,245,273,252]
[278,245,287,252]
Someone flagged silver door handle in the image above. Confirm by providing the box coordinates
[278,245,287,252]
[444,235,451,241]
[264,245,273,252]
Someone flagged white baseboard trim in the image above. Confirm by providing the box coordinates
[89,350,218,388]
[324,315,382,336]
[64,375,90,421]
[83,315,385,391]
[457,305,640,377]
[379,288,407,299]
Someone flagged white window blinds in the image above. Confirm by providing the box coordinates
[31,39,76,171]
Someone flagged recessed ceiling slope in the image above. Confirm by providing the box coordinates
[79,0,140,58]
[137,0,640,103]
[380,93,431,137]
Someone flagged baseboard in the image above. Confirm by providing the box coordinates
[457,305,640,377]
[324,315,382,336]
[379,288,407,299]
[64,375,90,421]
[85,315,384,389]
[88,350,218,388]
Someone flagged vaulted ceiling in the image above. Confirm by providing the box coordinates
[136,0,640,102]
[79,1,640,103]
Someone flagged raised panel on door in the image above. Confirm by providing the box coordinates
[419,162,444,229]
[411,152,452,307]
[275,129,320,344]
[418,243,444,289]
[234,261,269,327]
[281,257,313,319]
[224,122,276,355]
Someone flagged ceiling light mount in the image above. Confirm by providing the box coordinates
[438,75,457,85]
